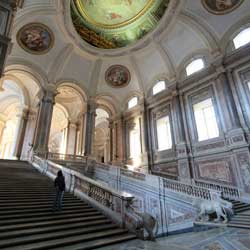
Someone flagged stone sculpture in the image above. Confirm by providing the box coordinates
[193,198,233,223]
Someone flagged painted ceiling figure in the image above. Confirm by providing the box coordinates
[215,0,233,10]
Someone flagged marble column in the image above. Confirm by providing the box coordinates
[84,100,96,156]
[172,91,192,181]
[12,108,29,159]
[33,89,56,155]
[108,119,114,163]
[66,121,77,155]
[140,102,150,172]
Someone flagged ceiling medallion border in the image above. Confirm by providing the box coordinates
[62,0,182,57]
[105,65,131,88]
[16,23,54,55]
[74,0,155,29]
[201,0,244,15]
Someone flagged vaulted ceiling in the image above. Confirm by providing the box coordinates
[5,0,250,112]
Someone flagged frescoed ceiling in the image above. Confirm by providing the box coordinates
[71,0,169,49]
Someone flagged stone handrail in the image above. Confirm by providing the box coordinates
[47,152,87,162]
[194,179,241,199]
[32,155,134,229]
[162,178,213,200]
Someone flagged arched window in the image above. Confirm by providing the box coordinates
[233,27,250,50]
[128,97,138,109]
[153,80,166,95]
[186,58,205,76]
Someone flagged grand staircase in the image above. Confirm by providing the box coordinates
[228,199,250,229]
[0,160,136,250]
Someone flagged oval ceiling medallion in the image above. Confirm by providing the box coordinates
[201,0,244,15]
[105,65,131,88]
[17,23,54,54]
[71,0,169,49]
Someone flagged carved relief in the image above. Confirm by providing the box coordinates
[197,159,233,183]
[237,152,250,192]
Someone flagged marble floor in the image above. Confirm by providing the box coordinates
[99,227,250,250]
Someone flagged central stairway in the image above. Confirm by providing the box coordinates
[227,199,250,229]
[0,160,136,250]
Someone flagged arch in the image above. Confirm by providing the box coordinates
[5,61,48,88]
[146,73,169,97]
[123,90,144,111]
[95,93,119,118]
[221,15,250,54]
[2,75,30,107]
[56,81,88,103]
[177,49,211,80]
[179,12,220,55]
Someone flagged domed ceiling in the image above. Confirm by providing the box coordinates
[71,0,168,49]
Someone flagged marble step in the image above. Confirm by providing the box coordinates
[0,228,129,250]
[0,219,111,240]
[0,205,92,216]
[0,215,106,233]
[0,211,102,226]
[0,207,96,220]
[52,234,137,250]
[0,224,118,248]
[0,202,87,211]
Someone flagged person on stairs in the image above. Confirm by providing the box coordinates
[53,170,65,211]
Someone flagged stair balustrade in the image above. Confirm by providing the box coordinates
[32,155,135,229]
[194,179,241,199]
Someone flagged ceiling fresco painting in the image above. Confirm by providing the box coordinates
[202,0,244,15]
[71,0,169,49]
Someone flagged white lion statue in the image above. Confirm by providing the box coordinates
[193,198,233,223]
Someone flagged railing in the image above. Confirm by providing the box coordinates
[32,155,135,229]
[162,178,213,200]
[194,179,241,199]
[47,152,87,162]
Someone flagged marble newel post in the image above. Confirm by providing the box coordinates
[66,121,77,155]
[12,108,29,159]
[33,88,56,155]
[84,100,96,156]
[172,91,192,182]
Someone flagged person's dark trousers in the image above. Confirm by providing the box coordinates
[53,189,64,211]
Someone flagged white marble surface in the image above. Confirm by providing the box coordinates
[99,227,250,250]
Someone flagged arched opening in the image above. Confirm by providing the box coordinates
[49,84,86,155]
[48,104,68,154]
[0,71,40,159]
[94,108,110,163]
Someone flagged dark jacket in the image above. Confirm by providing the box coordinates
[54,176,65,191]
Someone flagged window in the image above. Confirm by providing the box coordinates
[233,28,250,49]
[153,81,166,95]
[186,59,205,76]
[247,81,250,91]
[193,98,219,141]
[156,116,172,151]
[128,97,138,109]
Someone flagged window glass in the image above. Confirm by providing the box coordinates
[233,28,250,49]
[156,116,172,151]
[128,97,138,109]
[153,81,166,95]
[186,59,205,76]
[193,98,219,141]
